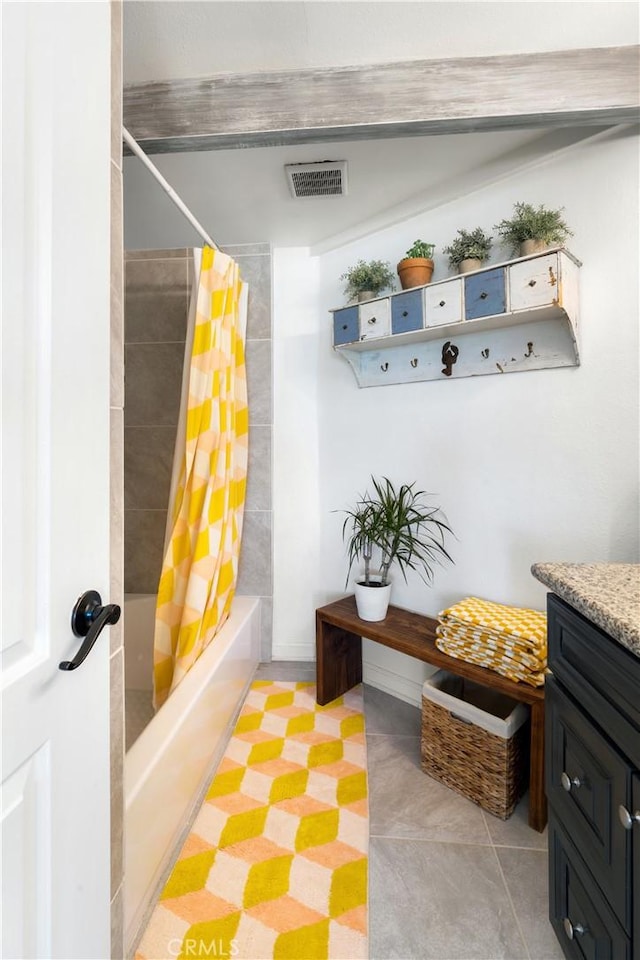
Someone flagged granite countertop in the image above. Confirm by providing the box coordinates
[531,562,640,657]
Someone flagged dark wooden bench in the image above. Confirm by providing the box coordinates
[316,595,546,832]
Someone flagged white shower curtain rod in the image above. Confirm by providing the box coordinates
[122,126,218,250]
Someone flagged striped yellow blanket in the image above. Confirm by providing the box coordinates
[436,596,548,687]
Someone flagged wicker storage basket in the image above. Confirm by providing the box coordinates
[421,670,530,819]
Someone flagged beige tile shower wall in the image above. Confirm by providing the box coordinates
[123,244,273,658]
[109,3,124,958]
[226,244,273,662]
[124,250,190,595]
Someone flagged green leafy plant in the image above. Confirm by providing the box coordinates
[443,228,493,268]
[340,476,453,587]
[340,259,395,300]
[495,202,573,255]
[404,240,436,260]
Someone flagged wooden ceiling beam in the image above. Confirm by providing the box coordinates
[123,45,640,154]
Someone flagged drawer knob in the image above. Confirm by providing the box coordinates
[439,300,446,307]
[480,291,488,300]
[563,918,586,941]
[402,310,409,317]
[528,279,537,287]
[368,317,377,324]
[618,804,640,830]
[342,324,348,330]
[561,772,583,792]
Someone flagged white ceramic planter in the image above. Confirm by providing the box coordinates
[519,239,551,256]
[458,258,482,274]
[354,580,392,621]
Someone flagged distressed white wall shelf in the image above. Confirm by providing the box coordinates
[331,248,581,387]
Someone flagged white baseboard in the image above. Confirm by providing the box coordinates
[270,642,315,662]
[362,659,425,708]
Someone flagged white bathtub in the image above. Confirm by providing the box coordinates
[123,594,260,952]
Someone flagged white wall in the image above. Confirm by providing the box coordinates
[125,2,639,82]
[272,127,640,704]
[272,248,324,659]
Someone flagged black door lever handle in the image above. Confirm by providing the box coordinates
[59,590,121,671]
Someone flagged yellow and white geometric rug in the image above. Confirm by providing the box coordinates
[136,681,368,960]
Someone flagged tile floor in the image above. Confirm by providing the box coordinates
[255,661,564,960]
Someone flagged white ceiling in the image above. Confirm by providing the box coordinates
[123,126,601,250]
[122,1,639,250]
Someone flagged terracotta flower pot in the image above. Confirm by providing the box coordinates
[397,257,434,290]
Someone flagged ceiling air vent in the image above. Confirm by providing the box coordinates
[285,161,348,199]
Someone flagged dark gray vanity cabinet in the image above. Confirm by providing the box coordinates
[546,594,640,960]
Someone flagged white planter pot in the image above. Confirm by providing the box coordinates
[458,258,482,274]
[519,238,551,256]
[354,580,392,621]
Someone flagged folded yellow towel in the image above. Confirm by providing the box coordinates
[438,620,547,657]
[438,596,547,646]
[436,596,548,687]
[435,635,547,686]
[436,624,546,670]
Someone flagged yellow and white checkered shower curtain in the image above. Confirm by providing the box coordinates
[153,247,248,709]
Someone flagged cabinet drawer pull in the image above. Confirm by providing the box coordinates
[561,772,583,792]
[439,300,446,307]
[618,804,640,830]
[342,324,348,330]
[528,279,537,287]
[479,291,488,300]
[368,317,377,324]
[402,310,409,317]
[563,918,586,941]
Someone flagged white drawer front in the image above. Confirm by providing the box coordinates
[359,299,390,340]
[424,280,463,326]
[509,253,559,311]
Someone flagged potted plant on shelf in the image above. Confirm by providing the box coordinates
[495,202,573,257]
[340,476,454,622]
[340,259,396,303]
[397,240,436,290]
[443,227,493,274]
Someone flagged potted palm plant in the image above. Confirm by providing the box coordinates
[340,476,454,621]
[340,259,396,303]
[495,202,573,257]
[397,240,436,290]
[443,227,493,274]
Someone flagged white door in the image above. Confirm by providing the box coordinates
[2,3,113,958]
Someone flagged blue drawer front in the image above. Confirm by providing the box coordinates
[333,307,359,345]
[464,268,506,320]
[391,290,423,334]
